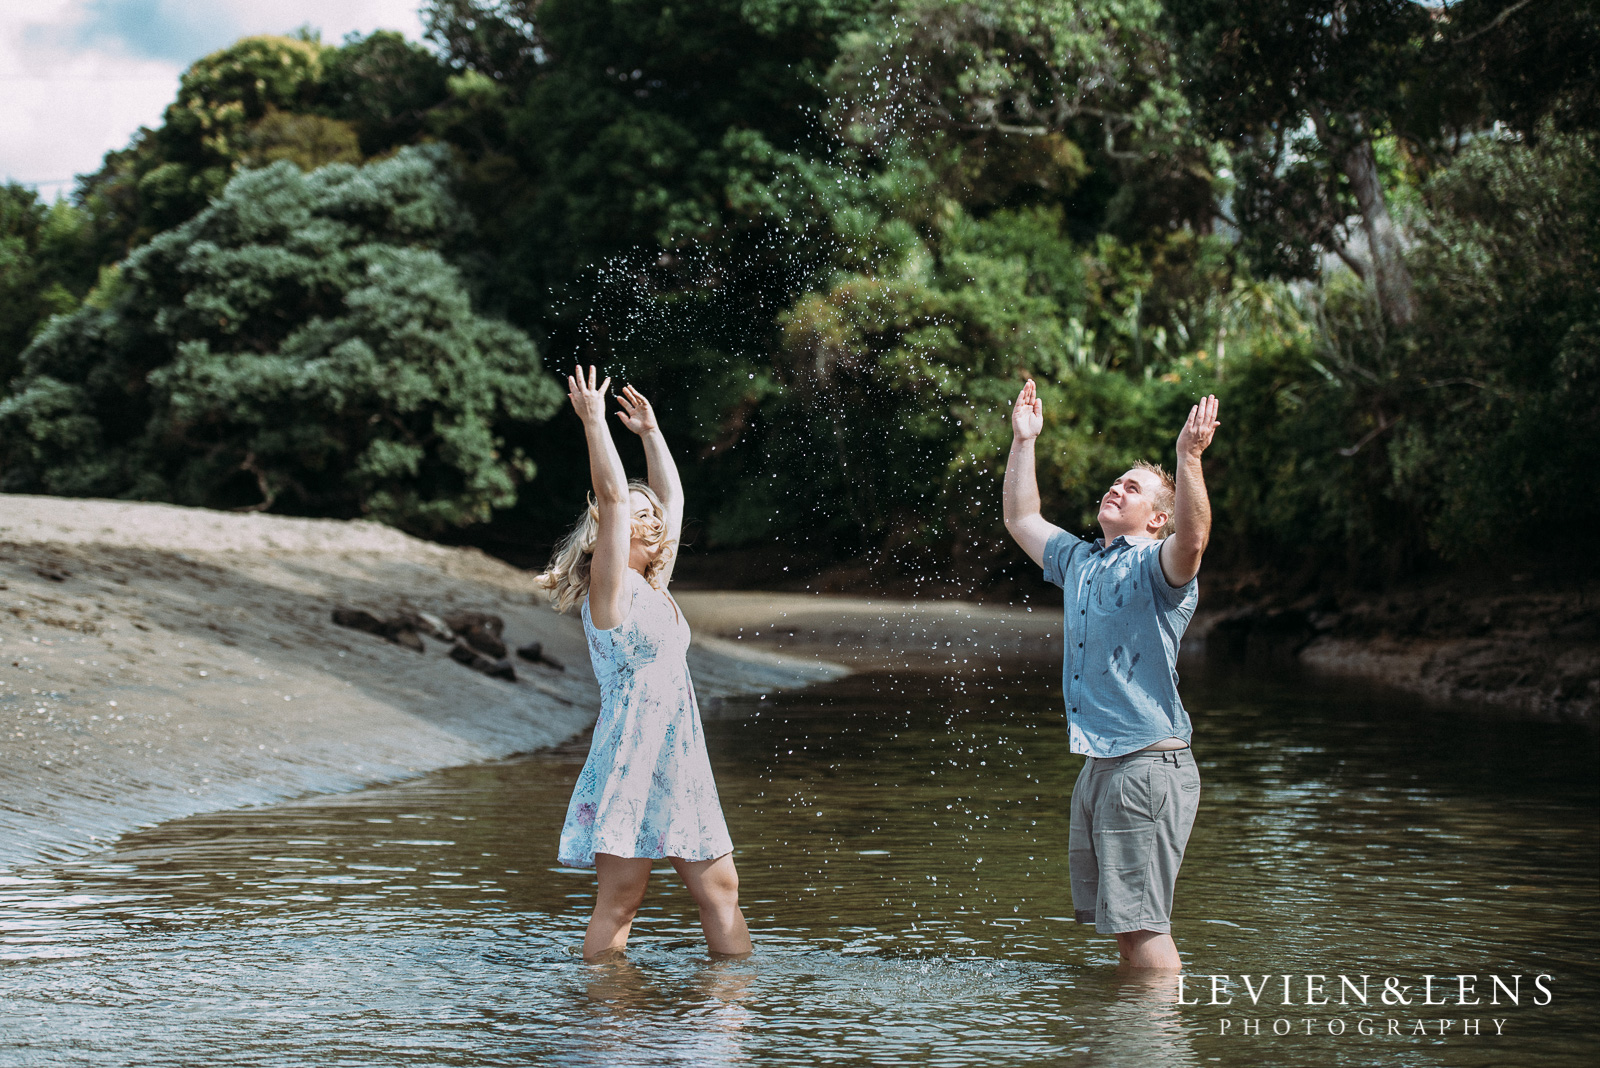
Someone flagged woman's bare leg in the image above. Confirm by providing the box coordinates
[584,853,653,961]
[670,853,752,957]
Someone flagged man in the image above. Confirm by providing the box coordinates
[1002,379,1220,969]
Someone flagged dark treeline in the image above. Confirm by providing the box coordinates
[1,1,1595,588]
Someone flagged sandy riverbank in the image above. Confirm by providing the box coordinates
[7,494,1588,872]
[0,496,844,872]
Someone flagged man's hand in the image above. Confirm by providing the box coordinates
[1176,395,1220,460]
[567,364,611,426]
[1003,378,1062,568]
[1160,395,1219,588]
[615,384,659,436]
[1012,379,1044,442]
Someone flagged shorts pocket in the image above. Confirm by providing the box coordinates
[1117,763,1168,822]
[1095,824,1155,927]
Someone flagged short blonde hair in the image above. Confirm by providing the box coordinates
[536,481,671,613]
[1131,461,1176,538]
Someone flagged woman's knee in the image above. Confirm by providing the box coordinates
[692,862,740,909]
[595,859,650,916]
[595,897,643,926]
[598,878,648,911]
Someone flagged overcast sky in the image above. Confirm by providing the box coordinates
[1,1,428,200]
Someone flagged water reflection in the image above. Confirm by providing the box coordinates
[1095,971,1202,1068]
[0,664,1594,1066]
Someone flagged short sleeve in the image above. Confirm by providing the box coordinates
[1041,528,1082,589]
[1144,539,1196,607]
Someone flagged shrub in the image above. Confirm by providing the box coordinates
[0,146,561,532]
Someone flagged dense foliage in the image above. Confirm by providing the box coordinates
[3,1,1594,580]
[0,186,96,387]
[0,147,560,531]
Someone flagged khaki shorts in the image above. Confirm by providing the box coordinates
[1069,747,1201,935]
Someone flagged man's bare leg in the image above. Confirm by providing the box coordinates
[1116,929,1181,969]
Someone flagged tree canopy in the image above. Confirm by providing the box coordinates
[2,0,1594,578]
[1,146,561,532]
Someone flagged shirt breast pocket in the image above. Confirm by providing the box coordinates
[1094,561,1140,610]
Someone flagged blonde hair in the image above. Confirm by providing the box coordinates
[537,480,672,612]
[1132,461,1177,538]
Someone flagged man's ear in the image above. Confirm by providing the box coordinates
[1149,511,1170,536]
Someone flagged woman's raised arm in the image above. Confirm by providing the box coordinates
[616,384,684,587]
[569,365,632,629]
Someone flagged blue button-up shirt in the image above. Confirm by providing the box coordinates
[1042,529,1198,757]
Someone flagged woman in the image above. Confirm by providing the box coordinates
[539,365,751,962]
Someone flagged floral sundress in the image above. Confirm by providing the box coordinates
[558,569,733,867]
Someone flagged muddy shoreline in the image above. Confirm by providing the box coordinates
[0,496,844,873]
[1191,572,1599,723]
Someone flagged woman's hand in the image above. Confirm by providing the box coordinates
[567,364,611,426]
[1012,379,1043,442]
[615,384,659,436]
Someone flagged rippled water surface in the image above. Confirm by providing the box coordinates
[2,665,1596,1066]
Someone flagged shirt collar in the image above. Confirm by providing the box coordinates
[1090,534,1155,555]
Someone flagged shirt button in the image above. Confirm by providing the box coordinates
[1078,643,1083,648]
[1074,675,1079,680]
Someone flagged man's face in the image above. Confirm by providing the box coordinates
[1098,469,1164,539]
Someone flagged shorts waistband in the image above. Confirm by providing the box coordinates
[1089,744,1194,765]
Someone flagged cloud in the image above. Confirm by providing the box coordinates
[56,1,428,64]
[0,1,427,197]
[61,1,241,65]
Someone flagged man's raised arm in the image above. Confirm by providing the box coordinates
[1159,395,1220,588]
[1004,380,1064,568]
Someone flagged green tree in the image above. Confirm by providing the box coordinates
[1171,0,1430,326]
[422,0,1229,563]
[481,0,865,308]
[1446,0,1600,135]
[769,191,1220,570]
[80,35,332,255]
[705,0,1229,565]
[0,185,96,387]
[76,33,452,263]
[0,147,561,532]
[1395,126,1600,555]
[415,0,873,542]
[827,0,1213,236]
[1208,128,1600,573]
[320,30,453,156]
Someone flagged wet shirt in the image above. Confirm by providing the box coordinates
[1042,529,1198,758]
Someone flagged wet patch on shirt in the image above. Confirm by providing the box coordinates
[1103,644,1143,683]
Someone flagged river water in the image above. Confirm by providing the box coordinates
[1,663,1595,1066]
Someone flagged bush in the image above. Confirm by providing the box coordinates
[1397,128,1600,556]
[1208,130,1600,573]
[0,146,561,532]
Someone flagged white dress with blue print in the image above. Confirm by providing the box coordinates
[559,569,733,868]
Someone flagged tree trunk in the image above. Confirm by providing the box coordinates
[1340,136,1417,328]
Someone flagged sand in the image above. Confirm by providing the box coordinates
[0,495,844,872]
